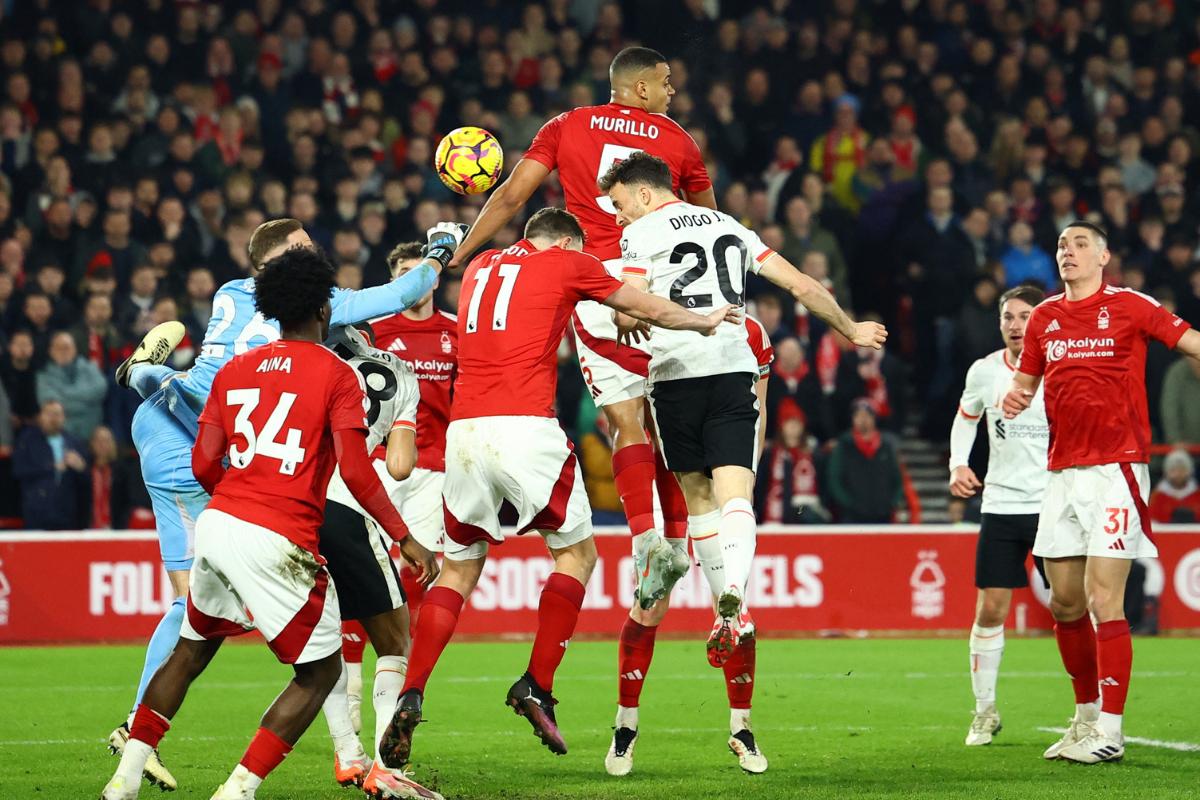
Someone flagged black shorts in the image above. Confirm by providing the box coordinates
[649,372,759,475]
[975,512,1048,590]
[319,499,406,620]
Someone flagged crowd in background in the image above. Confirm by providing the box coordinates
[3,0,1200,529]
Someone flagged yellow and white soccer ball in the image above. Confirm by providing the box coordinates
[434,126,504,195]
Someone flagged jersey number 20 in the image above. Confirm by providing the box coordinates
[670,234,748,308]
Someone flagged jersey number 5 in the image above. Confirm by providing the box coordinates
[226,388,307,475]
[670,234,748,308]
[465,264,521,333]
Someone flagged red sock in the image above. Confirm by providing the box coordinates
[617,617,658,707]
[401,586,464,694]
[399,565,426,638]
[723,637,757,709]
[1097,619,1132,714]
[340,620,368,663]
[130,704,171,748]
[613,443,656,536]
[239,726,292,779]
[654,447,688,540]
[527,573,586,691]
[1054,614,1100,704]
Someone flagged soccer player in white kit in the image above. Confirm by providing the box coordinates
[1004,221,1200,763]
[948,284,1049,746]
[600,151,886,683]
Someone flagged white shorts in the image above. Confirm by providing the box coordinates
[181,508,342,664]
[442,416,592,561]
[571,258,648,408]
[1033,463,1158,560]
[369,462,446,553]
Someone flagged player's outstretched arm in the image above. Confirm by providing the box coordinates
[333,427,439,585]
[385,426,417,482]
[450,158,551,267]
[1001,372,1041,419]
[948,408,983,498]
[1174,328,1200,361]
[684,185,718,210]
[603,284,740,335]
[758,255,887,349]
[191,421,228,496]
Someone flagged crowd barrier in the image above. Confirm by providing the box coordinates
[2,526,1199,644]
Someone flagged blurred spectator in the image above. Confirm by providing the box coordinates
[1149,449,1200,524]
[810,94,868,213]
[957,276,1005,367]
[36,331,107,440]
[116,264,160,339]
[88,424,149,529]
[1001,221,1057,288]
[830,338,909,434]
[755,398,829,524]
[827,399,904,524]
[579,415,622,522]
[766,337,826,440]
[1160,355,1200,445]
[1,330,38,424]
[20,292,55,364]
[70,293,123,374]
[182,266,216,346]
[12,400,89,530]
[778,196,848,306]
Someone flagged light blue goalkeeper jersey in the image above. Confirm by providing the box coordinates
[167,265,436,431]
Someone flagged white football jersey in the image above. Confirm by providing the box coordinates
[953,348,1049,514]
[324,326,419,515]
[620,201,773,381]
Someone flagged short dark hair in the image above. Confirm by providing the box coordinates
[1061,219,1109,249]
[999,284,1046,309]
[609,46,666,82]
[254,246,336,327]
[248,218,304,268]
[524,207,585,243]
[387,241,424,274]
[597,151,673,193]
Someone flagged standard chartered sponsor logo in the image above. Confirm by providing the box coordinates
[1045,336,1116,362]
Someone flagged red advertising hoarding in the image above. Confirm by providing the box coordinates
[2,527,1199,644]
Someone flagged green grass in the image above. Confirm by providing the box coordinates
[1,638,1198,799]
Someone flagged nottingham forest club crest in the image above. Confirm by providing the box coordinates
[440,331,452,354]
[1098,306,1110,330]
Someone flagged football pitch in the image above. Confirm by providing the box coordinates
[3,638,1197,799]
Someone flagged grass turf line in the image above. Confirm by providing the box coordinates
[1,638,1197,799]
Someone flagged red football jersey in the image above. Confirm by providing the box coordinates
[746,313,776,377]
[371,309,457,471]
[199,340,368,553]
[453,240,623,420]
[524,103,711,261]
[1018,285,1190,470]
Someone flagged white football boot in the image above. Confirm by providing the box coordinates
[1058,721,1124,764]
[728,728,768,774]
[965,705,1002,746]
[107,723,177,791]
[604,726,638,776]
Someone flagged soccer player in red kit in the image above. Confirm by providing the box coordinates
[1004,221,1200,764]
[449,46,712,607]
[336,241,459,732]
[100,249,438,800]
[379,208,739,770]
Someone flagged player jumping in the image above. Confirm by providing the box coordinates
[448,45,713,608]
[1003,221,1200,763]
[598,151,886,765]
[377,208,740,770]
[948,284,1049,746]
[107,218,439,790]
[330,240,460,759]
[101,246,437,800]
[605,314,775,776]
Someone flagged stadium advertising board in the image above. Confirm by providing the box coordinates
[2,527,1198,643]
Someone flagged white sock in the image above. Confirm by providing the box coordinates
[730,707,752,734]
[322,662,364,759]
[115,739,153,785]
[1076,701,1100,721]
[1098,711,1123,739]
[228,763,263,791]
[346,660,363,700]
[615,705,639,730]
[373,655,408,760]
[718,498,757,596]
[689,510,724,598]
[968,623,1004,711]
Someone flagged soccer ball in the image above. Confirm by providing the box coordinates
[434,127,504,195]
